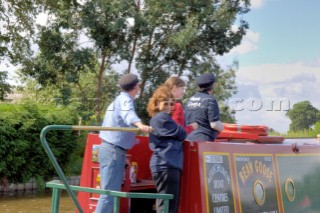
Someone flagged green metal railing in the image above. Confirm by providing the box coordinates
[46,180,173,213]
[40,125,173,213]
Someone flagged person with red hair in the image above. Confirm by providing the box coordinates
[147,85,194,213]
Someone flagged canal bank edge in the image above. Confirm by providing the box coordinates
[0,176,80,194]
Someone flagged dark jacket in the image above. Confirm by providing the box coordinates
[149,112,187,173]
[185,91,221,142]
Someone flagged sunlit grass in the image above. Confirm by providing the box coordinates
[270,124,320,138]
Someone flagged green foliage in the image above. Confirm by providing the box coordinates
[0,0,71,99]
[18,65,119,126]
[17,0,249,124]
[284,130,316,138]
[314,122,320,134]
[269,122,320,138]
[0,71,12,100]
[286,101,320,131]
[22,27,96,87]
[219,103,236,123]
[134,0,247,96]
[0,0,44,63]
[0,101,82,183]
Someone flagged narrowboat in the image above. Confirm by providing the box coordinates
[41,124,320,213]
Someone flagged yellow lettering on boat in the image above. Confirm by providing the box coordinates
[239,161,253,184]
[254,160,273,183]
[239,160,273,184]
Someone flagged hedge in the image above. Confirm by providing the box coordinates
[0,101,84,184]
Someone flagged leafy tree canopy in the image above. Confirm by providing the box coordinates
[286,101,320,131]
[0,0,47,63]
[18,0,249,123]
[0,0,64,97]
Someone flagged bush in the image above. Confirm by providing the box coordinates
[0,101,84,184]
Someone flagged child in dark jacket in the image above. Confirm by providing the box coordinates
[147,85,194,213]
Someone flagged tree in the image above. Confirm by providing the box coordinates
[0,0,36,97]
[1,0,36,63]
[286,101,320,131]
[18,0,134,122]
[0,0,63,97]
[17,65,120,126]
[18,0,250,123]
[133,0,248,94]
[0,71,12,100]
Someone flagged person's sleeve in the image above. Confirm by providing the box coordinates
[210,121,224,131]
[184,125,194,134]
[172,102,193,133]
[119,96,141,125]
[152,114,187,141]
[207,98,224,131]
[171,102,185,127]
[207,98,220,122]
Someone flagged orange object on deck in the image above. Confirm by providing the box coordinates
[223,123,269,136]
[217,123,284,143]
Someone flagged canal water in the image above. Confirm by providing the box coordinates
[0,191,74,213]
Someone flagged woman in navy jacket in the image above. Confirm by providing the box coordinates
[147,85,187,213]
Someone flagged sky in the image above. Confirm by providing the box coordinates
[219,0,320,133]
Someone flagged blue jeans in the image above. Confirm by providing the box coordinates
[95,142,126,213]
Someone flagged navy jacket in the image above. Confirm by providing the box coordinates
[149,112,187,173]
[185,91,221,142]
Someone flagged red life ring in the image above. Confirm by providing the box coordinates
[217,123,284,143]
[223,123,269,136]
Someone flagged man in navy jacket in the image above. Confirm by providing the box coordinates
[185,73,224,142]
